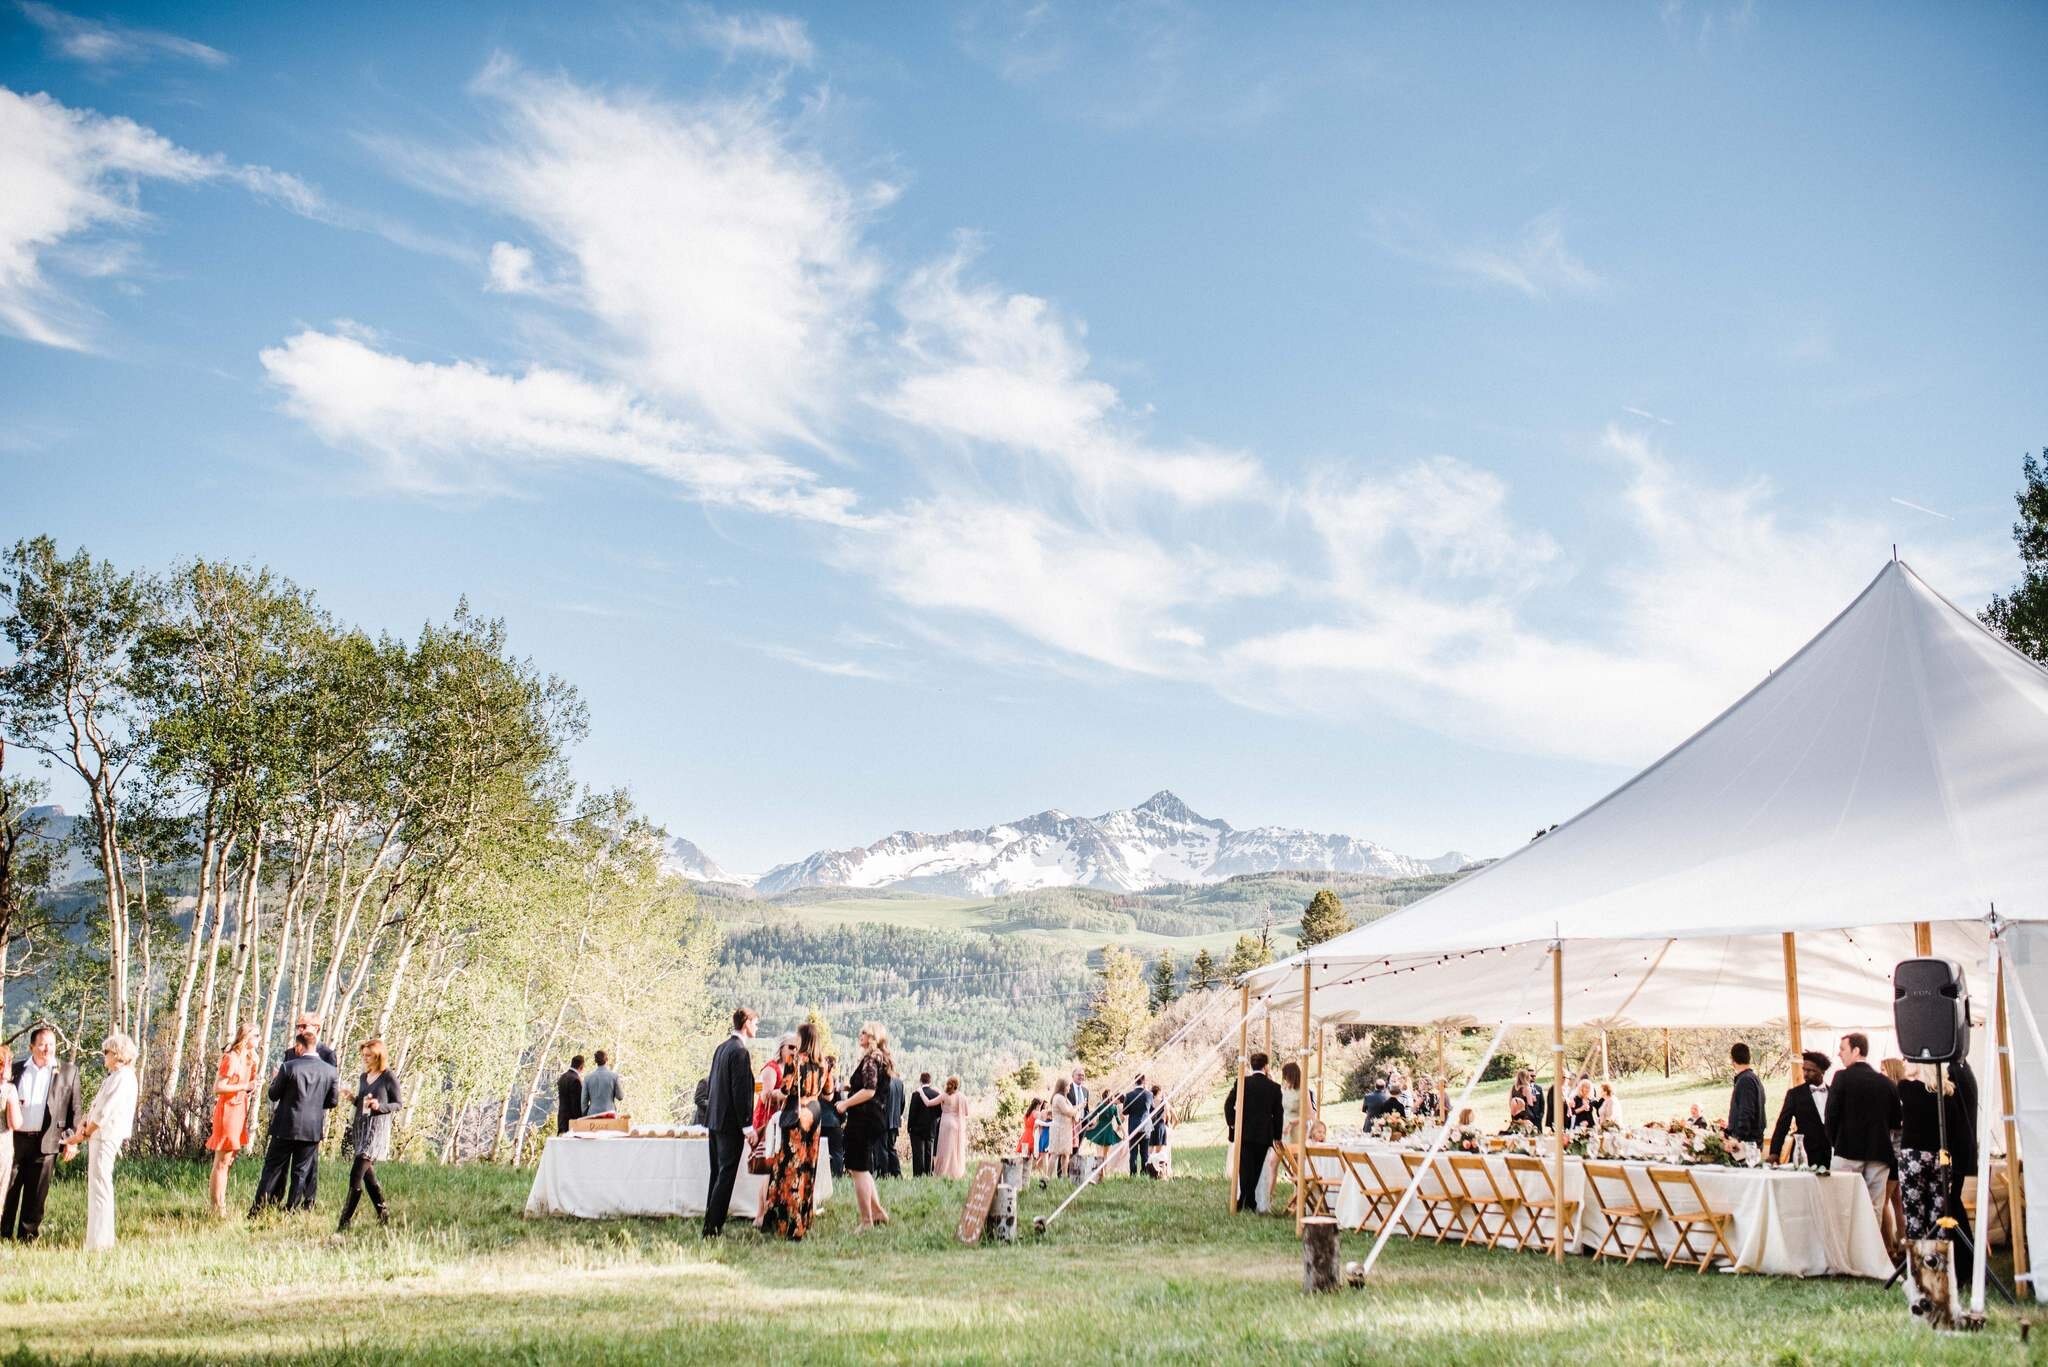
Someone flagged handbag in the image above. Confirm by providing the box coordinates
[748,1109,786,1175]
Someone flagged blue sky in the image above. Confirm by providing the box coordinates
[4,1,2044,874]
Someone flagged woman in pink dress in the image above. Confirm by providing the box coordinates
[206,1024,257,1218]
[934,1076,969,1178]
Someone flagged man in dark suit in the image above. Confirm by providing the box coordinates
[1361,1078,1397,1123]
[3,1023,81,1242]
[249,1031,340,1215]
[1768,1050,1833,1168]
[906,1072,941,1176]
[293,1014,338,1203]
[1122,1075,1154,1176]
[1725,1042,1767,1144]
[1224,1053,1285,1214]
[1948,1055,1981,1240]
[883,1072,906,1178]
[1825,1031,1902,1217]
[702,1006,757,1238]
[556,1054,586,1134]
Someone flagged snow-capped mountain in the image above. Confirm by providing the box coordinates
[661,836,735,885]
[753,791,1468,897]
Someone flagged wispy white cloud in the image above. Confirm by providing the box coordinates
[1890,496,1952,521]
[0,86,315,349]
[754,643,889,680]
[1378,207,1604,300]
[485,241,538,293]
[1622,405,1674,426]
[685,7,816,66]
[17,2,227,69]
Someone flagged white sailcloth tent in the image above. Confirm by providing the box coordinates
[1237,558,2048,1298]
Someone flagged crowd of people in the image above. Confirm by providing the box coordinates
[1013,1069,1172,1181]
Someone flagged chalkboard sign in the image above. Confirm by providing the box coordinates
[956,1161,1001,1245]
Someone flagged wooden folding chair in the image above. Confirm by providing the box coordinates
[1582,1161,1665,1266]
[1300,1144,1343,1219]
[1402,1150,1472,1245]
[1358,1148,1423,1237]
[1646,1166,1737,1273]
[1503,1154,1581,1254]
[1447,1154,1522,1250]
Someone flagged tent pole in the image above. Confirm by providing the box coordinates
[1599,1030,1609,1082]
[1998,949,2031,1298]
[1296,962,1311,1231]
[1973,929,2000,1313]
[1915,922,1933,957]
[1782,932,1804,1086]
[1552,940,1566,1265]
[1315,1024,1326,1108]
[1662,1027,1670,1078]
[1228,983,1249,1214]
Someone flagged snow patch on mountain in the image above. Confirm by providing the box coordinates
[661,836,735,885]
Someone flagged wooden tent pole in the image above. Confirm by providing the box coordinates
[1599,1030,1609,1082]
[1998,952,2031,1297]
[1296,961,1311,1230]
[1315,1025,1326,1105]
[1228,983,1249,1213]
[1552,941,1566,1264]
[1915,922,1933,957]
[1782,932,1804,1085]
[1662,1027,1670,1078]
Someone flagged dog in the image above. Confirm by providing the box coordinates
[1906,1238,1985,1333]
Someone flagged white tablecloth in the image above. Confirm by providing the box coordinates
[525,1135,832,1219]
[1329,1144,1890,1279]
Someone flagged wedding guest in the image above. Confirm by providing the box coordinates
[1069,1068,1090,1166]
[1879,1056,1910,1245]
[1826,1031,1902,1217]
[1725,1042,1766,1144]
[1148,1083,1171,1178]
[1897,1063,1966,1241]
[1427,1077,1451,1119]
[1598,1081,1624,1127]
[1519,1072,1547,1132]
[1280,1062,1316,1148]
[207,1024,258,1218]
[249,1031,339,1215]
[1685,1103,1710,1129]
[581,1049,624,1116]
[1361,1077,1397,1122]
[906,1072,940,1176]
[4,1023,81,1243]
[823,1056,847,1179]
[1568,1079,1599,1131]
[1080,1088,1121,1175]
[757,1036,796,1137]
[692,1075,712,1128]
[1224,1053,1284,1215]
[1122,1075,1154,1177]
[66,1032,138,1251]
[1948,1057,1981,1242]
[1506,1093,1532,1129]
[555,1054,585,1134]
[935,1076,970,1178]
[338,1037,403,1231]
[0,1045,16,1202]
[1769,1050,1833,1167]
[884,1070,906,1179]
[292,1015,336,1205]
[1016,1097,1045,1163]
[835,1021,893,1229]
[702,1007,758,1238]
[759,1022,826,1241]
[1048,1079,1079,1179]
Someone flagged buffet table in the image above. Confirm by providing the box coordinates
[1328,1143,1890,1278]
[525,1134,833,1219]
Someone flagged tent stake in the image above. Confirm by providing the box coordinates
[1228,983,1249,1213]
[1997,949,2030,1297]
[1782,932,1804,1089]
[1552,940,1566,1264]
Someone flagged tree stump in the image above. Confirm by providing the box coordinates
[1302,1216,1341,1293]
[989,1183,1019,1244]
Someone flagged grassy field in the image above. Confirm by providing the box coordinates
[0,1143,2031,1364]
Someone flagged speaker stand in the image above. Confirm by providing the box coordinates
[1881,1060,2014,1307]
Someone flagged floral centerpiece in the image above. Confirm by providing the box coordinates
[1371,1112,1425,1144]
[1676,1125,1759,1168]
[1444,1123,1485,1154]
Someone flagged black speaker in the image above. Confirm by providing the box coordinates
[1893,958,1969,1063]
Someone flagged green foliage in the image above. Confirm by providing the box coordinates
[1072,945,1151,1073]
[1981,448,2048,662]
[1014,1057,1042,1090]
[1187,945,1218,992]
[802,1006,835,1061]
[1298,887,1350,948]
[1223,933,1266,983]
[1149,950,1178,1011]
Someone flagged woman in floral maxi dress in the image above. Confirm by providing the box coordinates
[759,1025,826,1240]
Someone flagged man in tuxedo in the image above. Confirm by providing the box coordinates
[1224,1053,1285,1214]
[249,1031,340,1215]
[1825,1031,1901,1215]
[3,1024,81,1242]
[702,1007,757,1238]
[293,1014,338,1202]
[1725,1042,1767,1144]
[556,1054,586,1134]
[907,1072,941,1177]
[1122,1075,1154,1177]
[883,1072,906,1178]
[1768,1050,1833,1168]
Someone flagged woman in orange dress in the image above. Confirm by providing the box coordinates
[207,1024,257,1217]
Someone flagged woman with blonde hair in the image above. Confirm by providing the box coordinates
[0,1044,19,1200]
[835,1021,893,1229]
[207,1023,258,1217]
[934,1076,969,1178]
[338,1036,403,1231]
[67,1032,138,1251]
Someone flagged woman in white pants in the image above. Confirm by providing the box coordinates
[66,1032,139,1252]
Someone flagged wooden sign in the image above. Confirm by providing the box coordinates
[956,1161,1001,1245]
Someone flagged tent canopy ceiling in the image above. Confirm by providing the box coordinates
[1249,560,2048,1026]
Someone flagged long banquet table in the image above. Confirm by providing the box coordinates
[1324,1143,1891,1279]
[525,1134,833,1219]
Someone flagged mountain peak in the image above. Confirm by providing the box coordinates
[1136,789,1199,822]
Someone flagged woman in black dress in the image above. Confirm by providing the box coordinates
[339,1037,403,1231]
[1897,1064,1967,1241]
[835,1021,894,1230]
[758,1023,826,1240]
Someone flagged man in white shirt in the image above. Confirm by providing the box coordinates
[1069,1068,1090,1164]
[4,1024,81,1242]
